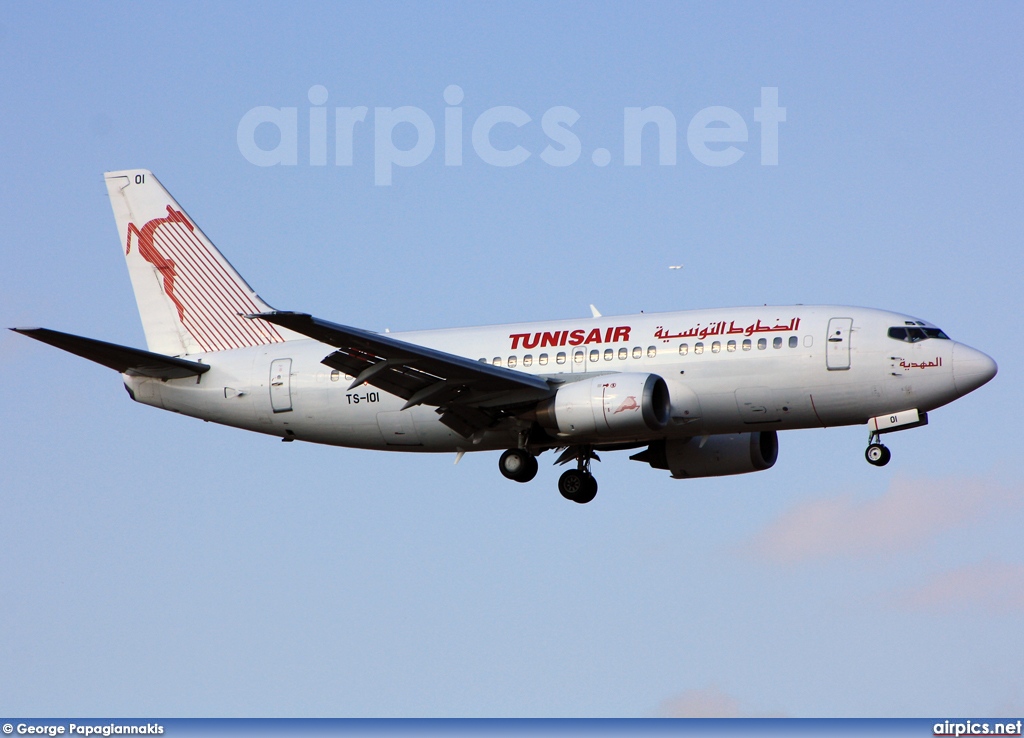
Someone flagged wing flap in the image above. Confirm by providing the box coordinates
[436,405,498,437]
[10,327,210,379]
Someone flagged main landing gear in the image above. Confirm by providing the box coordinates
[557,468,598,504]
[554,446,599,504]
[865,431,891,467]
[498,448,539,483]
[497,445,599,504]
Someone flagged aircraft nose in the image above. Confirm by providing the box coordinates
[952,343,997,395]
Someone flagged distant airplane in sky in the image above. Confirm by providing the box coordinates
[12,170,998,503]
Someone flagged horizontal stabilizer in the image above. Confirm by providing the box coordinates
[10,327,211,379]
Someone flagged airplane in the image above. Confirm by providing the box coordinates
[11,170,998,504]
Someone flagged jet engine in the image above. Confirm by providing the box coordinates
[631,431,778,478]
[535,373,670,438]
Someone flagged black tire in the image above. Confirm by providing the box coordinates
[558,469,586,501]
[521,453,539,482]
[865,443,891,466]
[558,469,597,504]
[575,474,598,504]
[499,449,538,483]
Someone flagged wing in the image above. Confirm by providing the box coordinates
[252,311,553,437]
[10,327,211,379]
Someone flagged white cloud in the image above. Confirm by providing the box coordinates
[743,475,1017,564]
[658,686,742,717]
[657,686,786,717]
[893,560,1024,614]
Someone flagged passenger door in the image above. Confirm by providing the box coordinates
[826,318,853,371]
[269,358,293,413]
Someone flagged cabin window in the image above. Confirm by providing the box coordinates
[742,339,751,351]
[492,357,502,366]
[507,356,517,368]
[604,348,613,361]
[618,347,628,360]
[679,343,688,356]
[556,352,566,365]
[574,350,584,364]
[773,336,783,349]
[539,353,549,366]
[789,336,798,348]
[757,338,767,350]
[632,347,642,359]
[647,346,657,358]
[711,341,721,354]
[803,335,813,348]
[478,358,486,363]
[694,342,704,355]
[330,370,340,381]
[523,354,533,367]
[727,340,737,352]
[589,349,600,362]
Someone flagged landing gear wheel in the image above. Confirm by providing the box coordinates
[558,469,598,504]
[576,474,598,504]
[499,449,538,483]
[865,443,891,466]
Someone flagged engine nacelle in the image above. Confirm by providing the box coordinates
[536,373,671,438]
[631,431,778,479]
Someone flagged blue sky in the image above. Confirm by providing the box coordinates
[1,1,1021,717]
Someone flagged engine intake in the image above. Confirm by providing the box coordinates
[536,373,670,438]
[631,431,778,478]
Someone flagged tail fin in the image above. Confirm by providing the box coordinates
[105,169,299,355]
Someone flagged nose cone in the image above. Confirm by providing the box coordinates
[952,343,998,395]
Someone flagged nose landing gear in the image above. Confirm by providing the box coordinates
[865,431,891,467]
[865,443,891,466]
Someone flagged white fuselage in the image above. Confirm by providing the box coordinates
[122,304,989,454]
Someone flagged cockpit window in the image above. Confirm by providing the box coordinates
[888,326,950,342]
